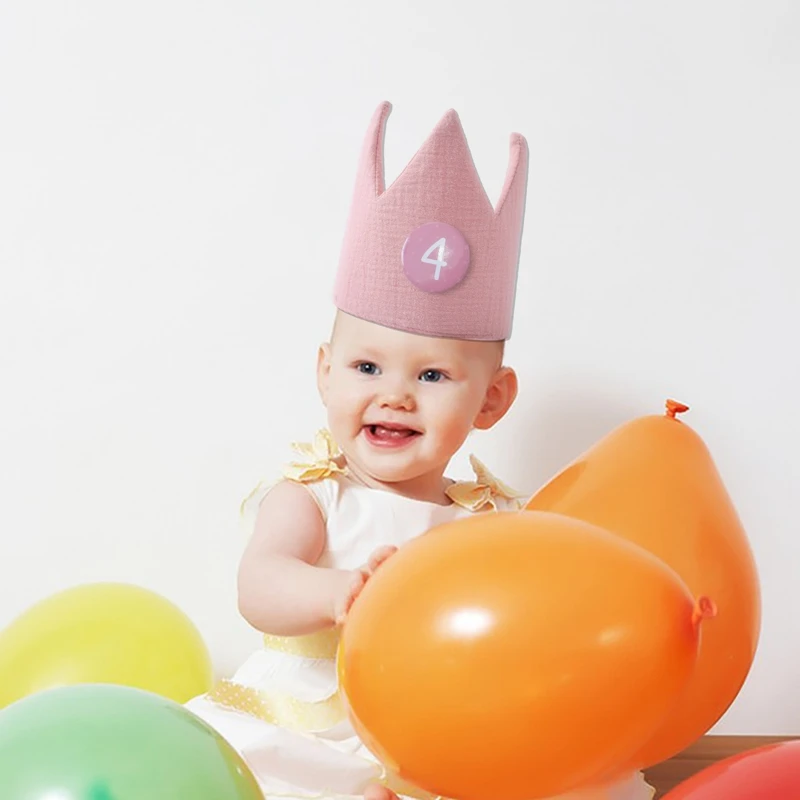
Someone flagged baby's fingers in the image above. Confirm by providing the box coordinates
[367,545,398,573]
[336,572,368,625]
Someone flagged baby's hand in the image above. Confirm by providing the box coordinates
[364,544,399,574]
[334,545,398,625]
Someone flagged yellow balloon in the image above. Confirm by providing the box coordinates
[0,582,213,708]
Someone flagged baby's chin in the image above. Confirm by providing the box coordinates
[350,459,425,486]
[343,449,438,488]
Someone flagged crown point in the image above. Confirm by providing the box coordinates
[435,108,465,134]
[493,131,529,216]
[371,101,392,127]
[507,132,529,168]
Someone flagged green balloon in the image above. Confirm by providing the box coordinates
[0,684,264,799]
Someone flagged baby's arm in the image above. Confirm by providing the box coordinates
[237,480,393,636]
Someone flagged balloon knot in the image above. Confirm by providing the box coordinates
[666,399,690,419]
[692,596,717,626]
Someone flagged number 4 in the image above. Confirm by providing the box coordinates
[421,238,448,280]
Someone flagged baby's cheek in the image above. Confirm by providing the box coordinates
[330,385,361,414]
[435,404,475,444]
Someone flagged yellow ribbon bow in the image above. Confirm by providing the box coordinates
[283,429,346,483]
[445,454,524,512]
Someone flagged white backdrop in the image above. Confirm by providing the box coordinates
[1,1,798,734]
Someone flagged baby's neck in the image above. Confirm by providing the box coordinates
[343,459,453,506]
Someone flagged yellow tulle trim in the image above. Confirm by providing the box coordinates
[445,454,525,512]
[239,478,277,517]
[206,678,345,732]
[262,628,340,660]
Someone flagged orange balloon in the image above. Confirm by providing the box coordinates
[526,400,760,771]
[339,511,710,800]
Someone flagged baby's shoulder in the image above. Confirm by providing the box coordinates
[445,454,528,513]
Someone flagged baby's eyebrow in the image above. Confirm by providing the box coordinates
[346,346,384,360]
[418,358,455,368]
[415,356,465,373]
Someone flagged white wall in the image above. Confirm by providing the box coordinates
[0,1,797,734]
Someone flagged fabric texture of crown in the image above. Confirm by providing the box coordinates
[333,101,529,341]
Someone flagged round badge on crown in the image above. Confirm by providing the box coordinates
[401,222,470,293]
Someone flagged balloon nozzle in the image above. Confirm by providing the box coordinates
[666,399,690,419]
[692,596,717,626]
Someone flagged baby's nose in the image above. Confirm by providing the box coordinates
[378,385,415,410]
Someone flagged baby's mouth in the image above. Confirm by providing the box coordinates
[363,424,421,441]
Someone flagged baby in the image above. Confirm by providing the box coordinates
[237,309,517,635]
[187,103,653,800]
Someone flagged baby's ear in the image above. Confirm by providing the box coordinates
[473,366,518,430]
[316,343,332,406]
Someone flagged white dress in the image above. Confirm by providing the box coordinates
[186,432,654,800]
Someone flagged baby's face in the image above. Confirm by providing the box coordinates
[317,312,515,487]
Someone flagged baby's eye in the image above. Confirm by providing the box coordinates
[356,362,380,376]
[420,369,446,383]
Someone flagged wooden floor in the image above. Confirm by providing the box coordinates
[643,735,798,798]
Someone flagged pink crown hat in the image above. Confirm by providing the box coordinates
[333,101,529,341]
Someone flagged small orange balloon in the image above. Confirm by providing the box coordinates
[526,401,760,771]
[339,511,710,800]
